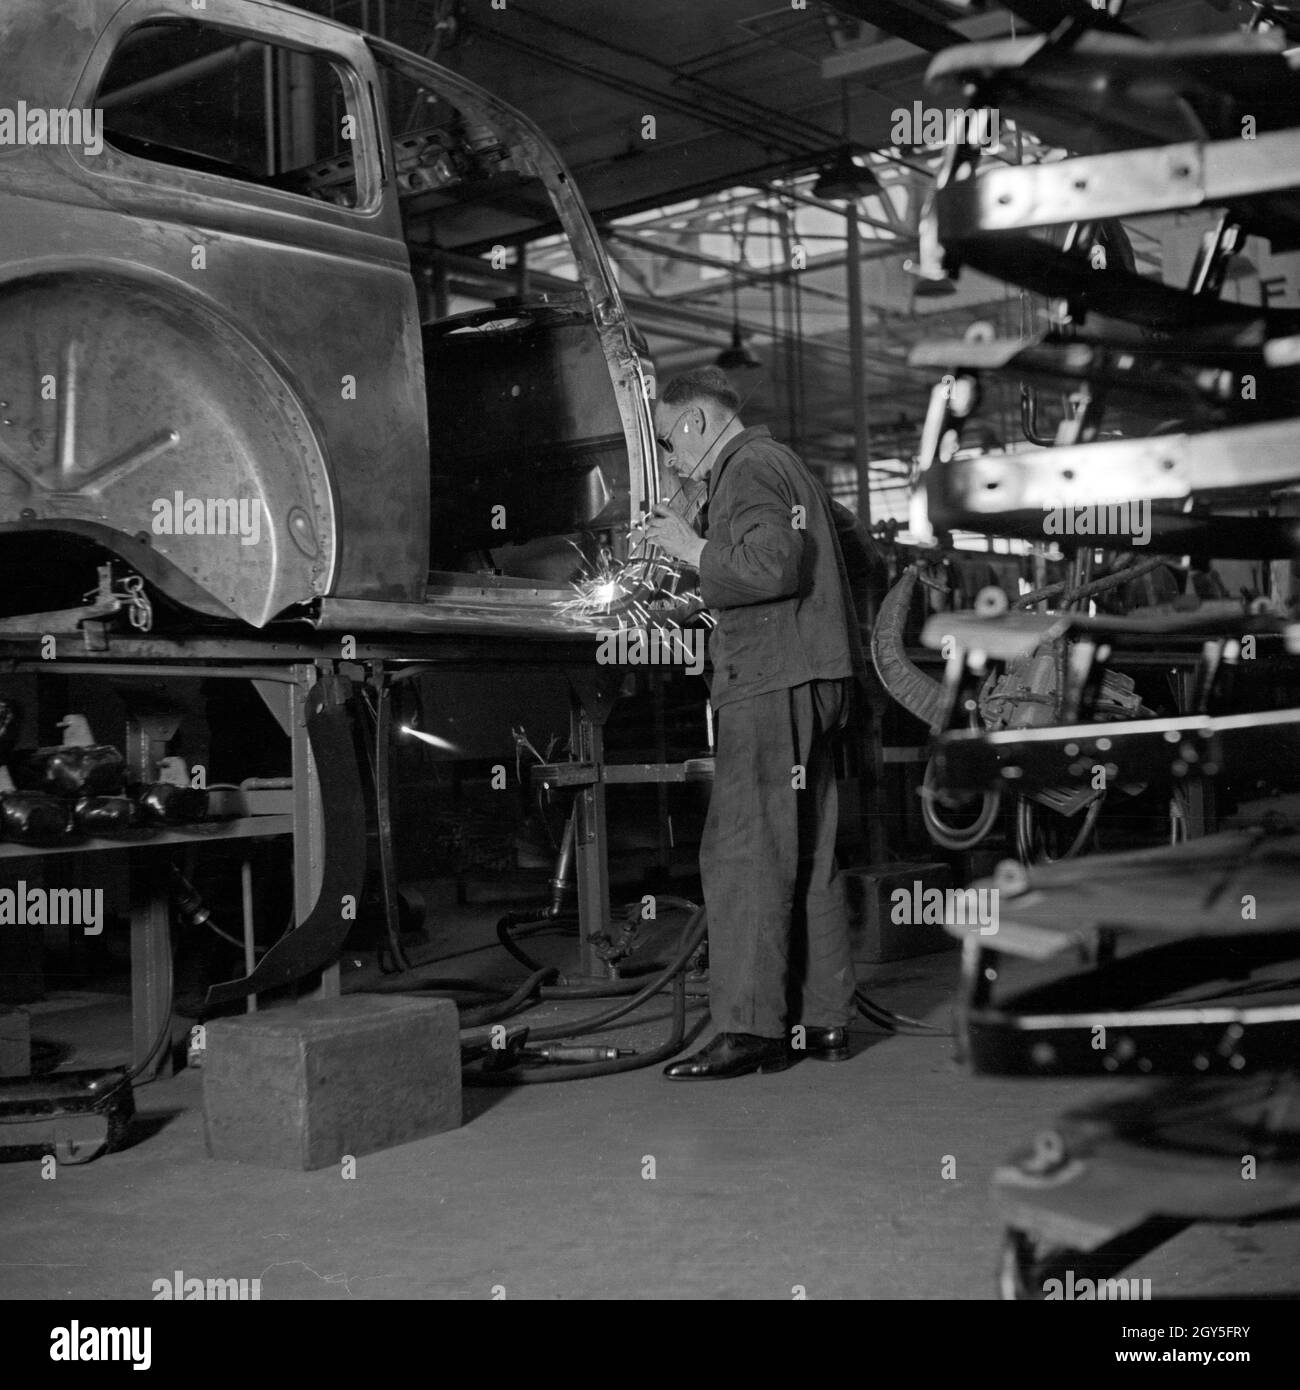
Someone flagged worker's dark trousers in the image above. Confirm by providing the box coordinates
[700,678,857,1038]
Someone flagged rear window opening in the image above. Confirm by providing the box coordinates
[97,19,361,208]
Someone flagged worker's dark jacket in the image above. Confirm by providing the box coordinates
[698,426,865,710]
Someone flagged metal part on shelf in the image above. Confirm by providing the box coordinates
[531,758,715,788]
[0,640,337,1078]
[949,825,1300,1077]
[935,127,1300,238]
[917,419,1300,551]
[902,1,1300,1298]
[910,335,1286,416]
[924,24,1300,159]
[994,1073,1300,1298]
[931,706,1300,794]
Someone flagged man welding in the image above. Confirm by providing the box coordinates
[642,367,865,1080]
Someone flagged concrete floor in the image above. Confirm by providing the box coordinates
[3,910,1299,1301]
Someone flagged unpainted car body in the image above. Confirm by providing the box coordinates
[0,0,657,632]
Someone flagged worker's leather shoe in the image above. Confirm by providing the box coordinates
[663,1032,793,1079]
[799,1025,851,1061]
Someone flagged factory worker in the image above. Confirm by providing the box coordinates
[643,367,865,1079]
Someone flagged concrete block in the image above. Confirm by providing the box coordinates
[202,995,461,1170]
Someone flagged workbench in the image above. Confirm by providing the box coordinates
[0,625,630,1072]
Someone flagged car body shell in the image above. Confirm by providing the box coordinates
[0,0,657,633]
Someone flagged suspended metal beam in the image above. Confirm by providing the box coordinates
[822,0,969,53]
[606,228,849,303]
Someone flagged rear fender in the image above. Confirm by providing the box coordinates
[0,270,335,627]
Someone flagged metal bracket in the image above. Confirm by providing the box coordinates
[925,415,1300,515]
[936,127,1300,237]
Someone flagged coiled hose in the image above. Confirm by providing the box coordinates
[364,903,709,1081]
[919,755,1002,851]
[461,902,712,1084]
[1015,792,1104,865]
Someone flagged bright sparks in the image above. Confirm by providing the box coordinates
[555,546,657,627]
[552,544,713,634]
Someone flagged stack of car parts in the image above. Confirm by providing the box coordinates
[910,11,1300,554]
[895,1,1300,1296]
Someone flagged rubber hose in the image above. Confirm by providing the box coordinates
[855,987,950,1037]
[921,756,1001,851]
[521,903,708,1043]
[500,898,703,994]
[464,972,711,1085]
[540,977,685,999]
[457,968,558,1029]
[363,976,513,996]
[380,906,709,1058]
[497,909,564,973]
[362,969,558,1027]
[1016,793,1103,864]
[456,901,712,1085]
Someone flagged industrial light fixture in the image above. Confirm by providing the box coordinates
[715,228,763,372]
[812,146,880,201]
[815,83,881,202]
[715,321,762,371]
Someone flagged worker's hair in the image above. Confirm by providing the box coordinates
[659,366,741,414]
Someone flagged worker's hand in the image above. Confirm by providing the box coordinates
[642,503,705,568]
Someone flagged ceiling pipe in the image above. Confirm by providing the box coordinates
[464,5,850,158]
[460,18,818,161]
[822,0,969,53]
[99,42,259,108]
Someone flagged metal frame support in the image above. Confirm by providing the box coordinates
[566,669,618,977]
[570,693,610,979]
[1174,666,1216,839]
[129,864,173,1080]
[846,204,872,525]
